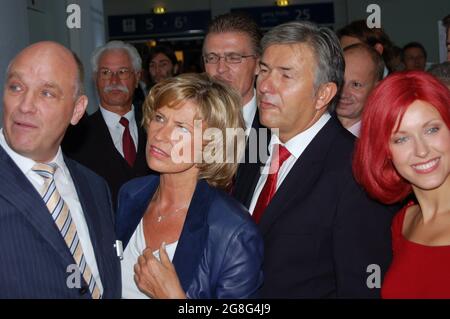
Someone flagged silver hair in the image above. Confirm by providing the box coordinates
[91,40,142,73]
[261,21,345,110]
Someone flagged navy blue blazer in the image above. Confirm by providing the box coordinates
[0,146,121,299]
[116,175,264,299]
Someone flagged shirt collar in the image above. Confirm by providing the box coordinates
[99,104,135,127]
[347,120,361,137]
[242,90,257,131]
[0,129,69,180]
[268,112,331,159]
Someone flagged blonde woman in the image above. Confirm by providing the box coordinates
[117,73,263,299]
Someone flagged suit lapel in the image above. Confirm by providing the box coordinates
[94,111,126,162]
[116,176,158,248]
[96,110,147,170]
[234,110,271,208]
[172,180,210,292]
[0,147,76,266]
[258,117,342,235]
[65,157,110,288]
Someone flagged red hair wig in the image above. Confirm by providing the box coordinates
[353,71,450,204]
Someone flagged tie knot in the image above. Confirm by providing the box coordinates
[32,163,57,179]
[119,117,129,128]
[274,144,291,166]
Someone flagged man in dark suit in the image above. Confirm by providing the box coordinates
[0,41,120,298]
[233,21,395,298]
[64,41,151,208]
[203,13,270,179]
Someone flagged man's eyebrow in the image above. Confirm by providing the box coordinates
[43,81,63,94]
[7,71,23,81]
[259,61,293,72]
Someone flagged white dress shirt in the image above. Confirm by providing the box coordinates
[248,113,331,215]
[242,90,257,136]
[0,129,103,294]
[347,120,361,138]
[99,105,139,157]
[121,219,178,299]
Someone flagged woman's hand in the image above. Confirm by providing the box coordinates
[134,242,187,299]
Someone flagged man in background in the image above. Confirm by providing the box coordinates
[64,41,151,208]
[202,12,269,193]
[336,43,384,137]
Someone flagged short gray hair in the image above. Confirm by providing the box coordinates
[261,21,344,110]
[91,40,142,73]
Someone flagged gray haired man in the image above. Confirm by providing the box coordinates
[64,41,151,208]
[234,21,396,298]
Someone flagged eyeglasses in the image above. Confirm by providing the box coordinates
[98,68,132,80]
[203,53,256,64]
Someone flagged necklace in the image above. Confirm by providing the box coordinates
[156,205,188,222]
[155,191,188,223]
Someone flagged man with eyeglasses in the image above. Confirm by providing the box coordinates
[203,12,270,196]
[64,41,151,209]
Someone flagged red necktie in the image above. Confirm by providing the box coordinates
[252,144,291,224]
[120,117,136,167]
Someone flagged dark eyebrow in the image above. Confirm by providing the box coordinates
[259,61,293,72]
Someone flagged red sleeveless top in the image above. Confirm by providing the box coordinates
[382,204,450,299]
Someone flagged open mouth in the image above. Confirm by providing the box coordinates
[411,158,440,173]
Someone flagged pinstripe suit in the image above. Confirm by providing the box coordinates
[0,145,121,299]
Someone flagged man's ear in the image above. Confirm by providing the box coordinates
[70,95,88,125]
[373,43,384,55]
[314,82,338,111]
[135,70,142,88]
[173,63,179,75]
[254,57,261,75]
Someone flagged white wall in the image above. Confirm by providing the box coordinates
[28,0,69,45]
[0,0,30,124]
[67,0,106,114]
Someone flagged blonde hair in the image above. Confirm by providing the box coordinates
[142,72,245,189]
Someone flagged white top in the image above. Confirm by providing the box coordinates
[0,129,104,295]
[347,120,361,138]
[249,113,331,215]
[121,219,178,299]
[99,105,139,157]
[242,90,257,136]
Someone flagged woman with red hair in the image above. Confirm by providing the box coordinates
[353,71,450,298]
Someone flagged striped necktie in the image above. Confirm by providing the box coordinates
[32,163,101,299]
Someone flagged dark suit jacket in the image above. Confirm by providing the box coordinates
[234,110,270,193]
[63,110,152,209]
[0,146,121,298]
[233,115,396,298]
[116,175,264,299]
